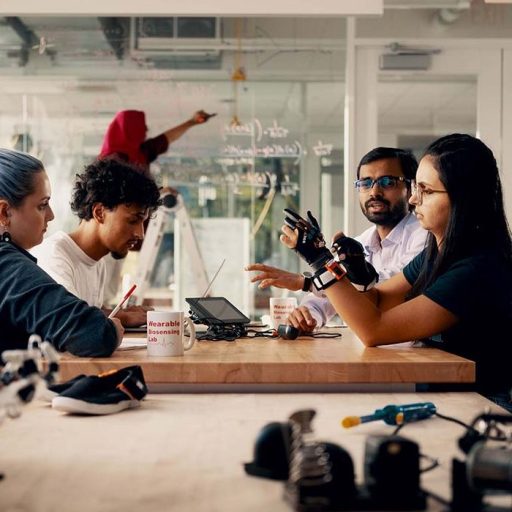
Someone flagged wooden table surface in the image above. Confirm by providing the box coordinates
[55,329,475,390]
[0,392,507,512]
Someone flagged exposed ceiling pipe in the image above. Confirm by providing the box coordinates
[4,16,57,66]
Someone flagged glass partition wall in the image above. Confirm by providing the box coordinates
[0,16,347,318]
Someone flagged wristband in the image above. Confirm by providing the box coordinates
[312,259,346,291]
[302,272,313,292]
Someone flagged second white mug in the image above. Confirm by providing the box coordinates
[269,297,298,330]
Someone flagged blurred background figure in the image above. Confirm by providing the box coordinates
[99,109,216,170]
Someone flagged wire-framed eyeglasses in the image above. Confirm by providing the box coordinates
[354,175,410,191]
[411,181,448,205]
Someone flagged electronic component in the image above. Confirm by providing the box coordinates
[277,324,301,340]
[186,296,250,326]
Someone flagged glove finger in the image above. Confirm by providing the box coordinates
[307,210,320,230]
[333,236,364,257]
[284,216,298,229]
[283,208,306,224]
[331,233,346,248]
[295,219,312,232]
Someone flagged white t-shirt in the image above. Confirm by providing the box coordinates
[31,231,107,308]
[300,213,428,326]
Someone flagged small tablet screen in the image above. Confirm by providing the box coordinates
[186,297,250,325]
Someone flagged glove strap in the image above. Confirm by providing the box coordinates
[350,275,378,292]
[312,259,346,291]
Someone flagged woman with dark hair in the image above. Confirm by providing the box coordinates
[281,134,512,410]
[0,148,123,357]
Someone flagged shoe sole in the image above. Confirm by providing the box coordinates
[38,387,59,403]
[52,396,141,415]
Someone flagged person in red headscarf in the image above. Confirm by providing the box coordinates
[99,109,215,169]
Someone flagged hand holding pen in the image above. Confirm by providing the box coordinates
[108,284,137,319]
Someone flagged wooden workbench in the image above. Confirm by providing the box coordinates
[55,329,475,392]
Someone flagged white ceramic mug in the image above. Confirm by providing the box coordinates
[269,297,298,330]
[147,311,196,357]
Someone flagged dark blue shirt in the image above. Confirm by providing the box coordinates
[403,249,512,394]
[0,241,118,357]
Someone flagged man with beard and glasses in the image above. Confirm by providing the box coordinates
[31,158,161,327]
[246,147,427,332]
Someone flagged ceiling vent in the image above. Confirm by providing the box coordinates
[131,17,220,54]
[380,53,431,71]
[130,17,222,69]
[380,43,441,71]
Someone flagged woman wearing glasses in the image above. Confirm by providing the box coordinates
[282,134,512,410]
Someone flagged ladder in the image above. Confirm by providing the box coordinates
[131,194,209,305]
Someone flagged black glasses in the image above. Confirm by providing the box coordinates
[354,175,410,191]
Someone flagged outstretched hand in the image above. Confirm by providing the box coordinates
[245,263,304,291]
[192,110,217,124]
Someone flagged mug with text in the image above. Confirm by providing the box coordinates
[147,311,196,357]
[269,297,298,330]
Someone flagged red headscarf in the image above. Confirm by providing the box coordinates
[99,110,148,165]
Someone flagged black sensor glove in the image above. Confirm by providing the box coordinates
[331,235,378,291]
[283,208,332,270]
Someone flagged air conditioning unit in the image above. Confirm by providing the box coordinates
[380,53,431,71]
[131,17,221,55]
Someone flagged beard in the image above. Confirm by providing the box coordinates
[361,196,409,227]
[110,250,127,260]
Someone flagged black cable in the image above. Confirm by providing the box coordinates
[435,411,476,431]
[422,489,451,507]
[245,329,277,339]
[392,423,405,435]
[196,324,248,341]
[193,320,343,341]
[435,411,507,442]
[419,453,440,473]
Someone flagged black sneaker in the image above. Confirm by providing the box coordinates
[52,365,147,415]
[39,374,87,402]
